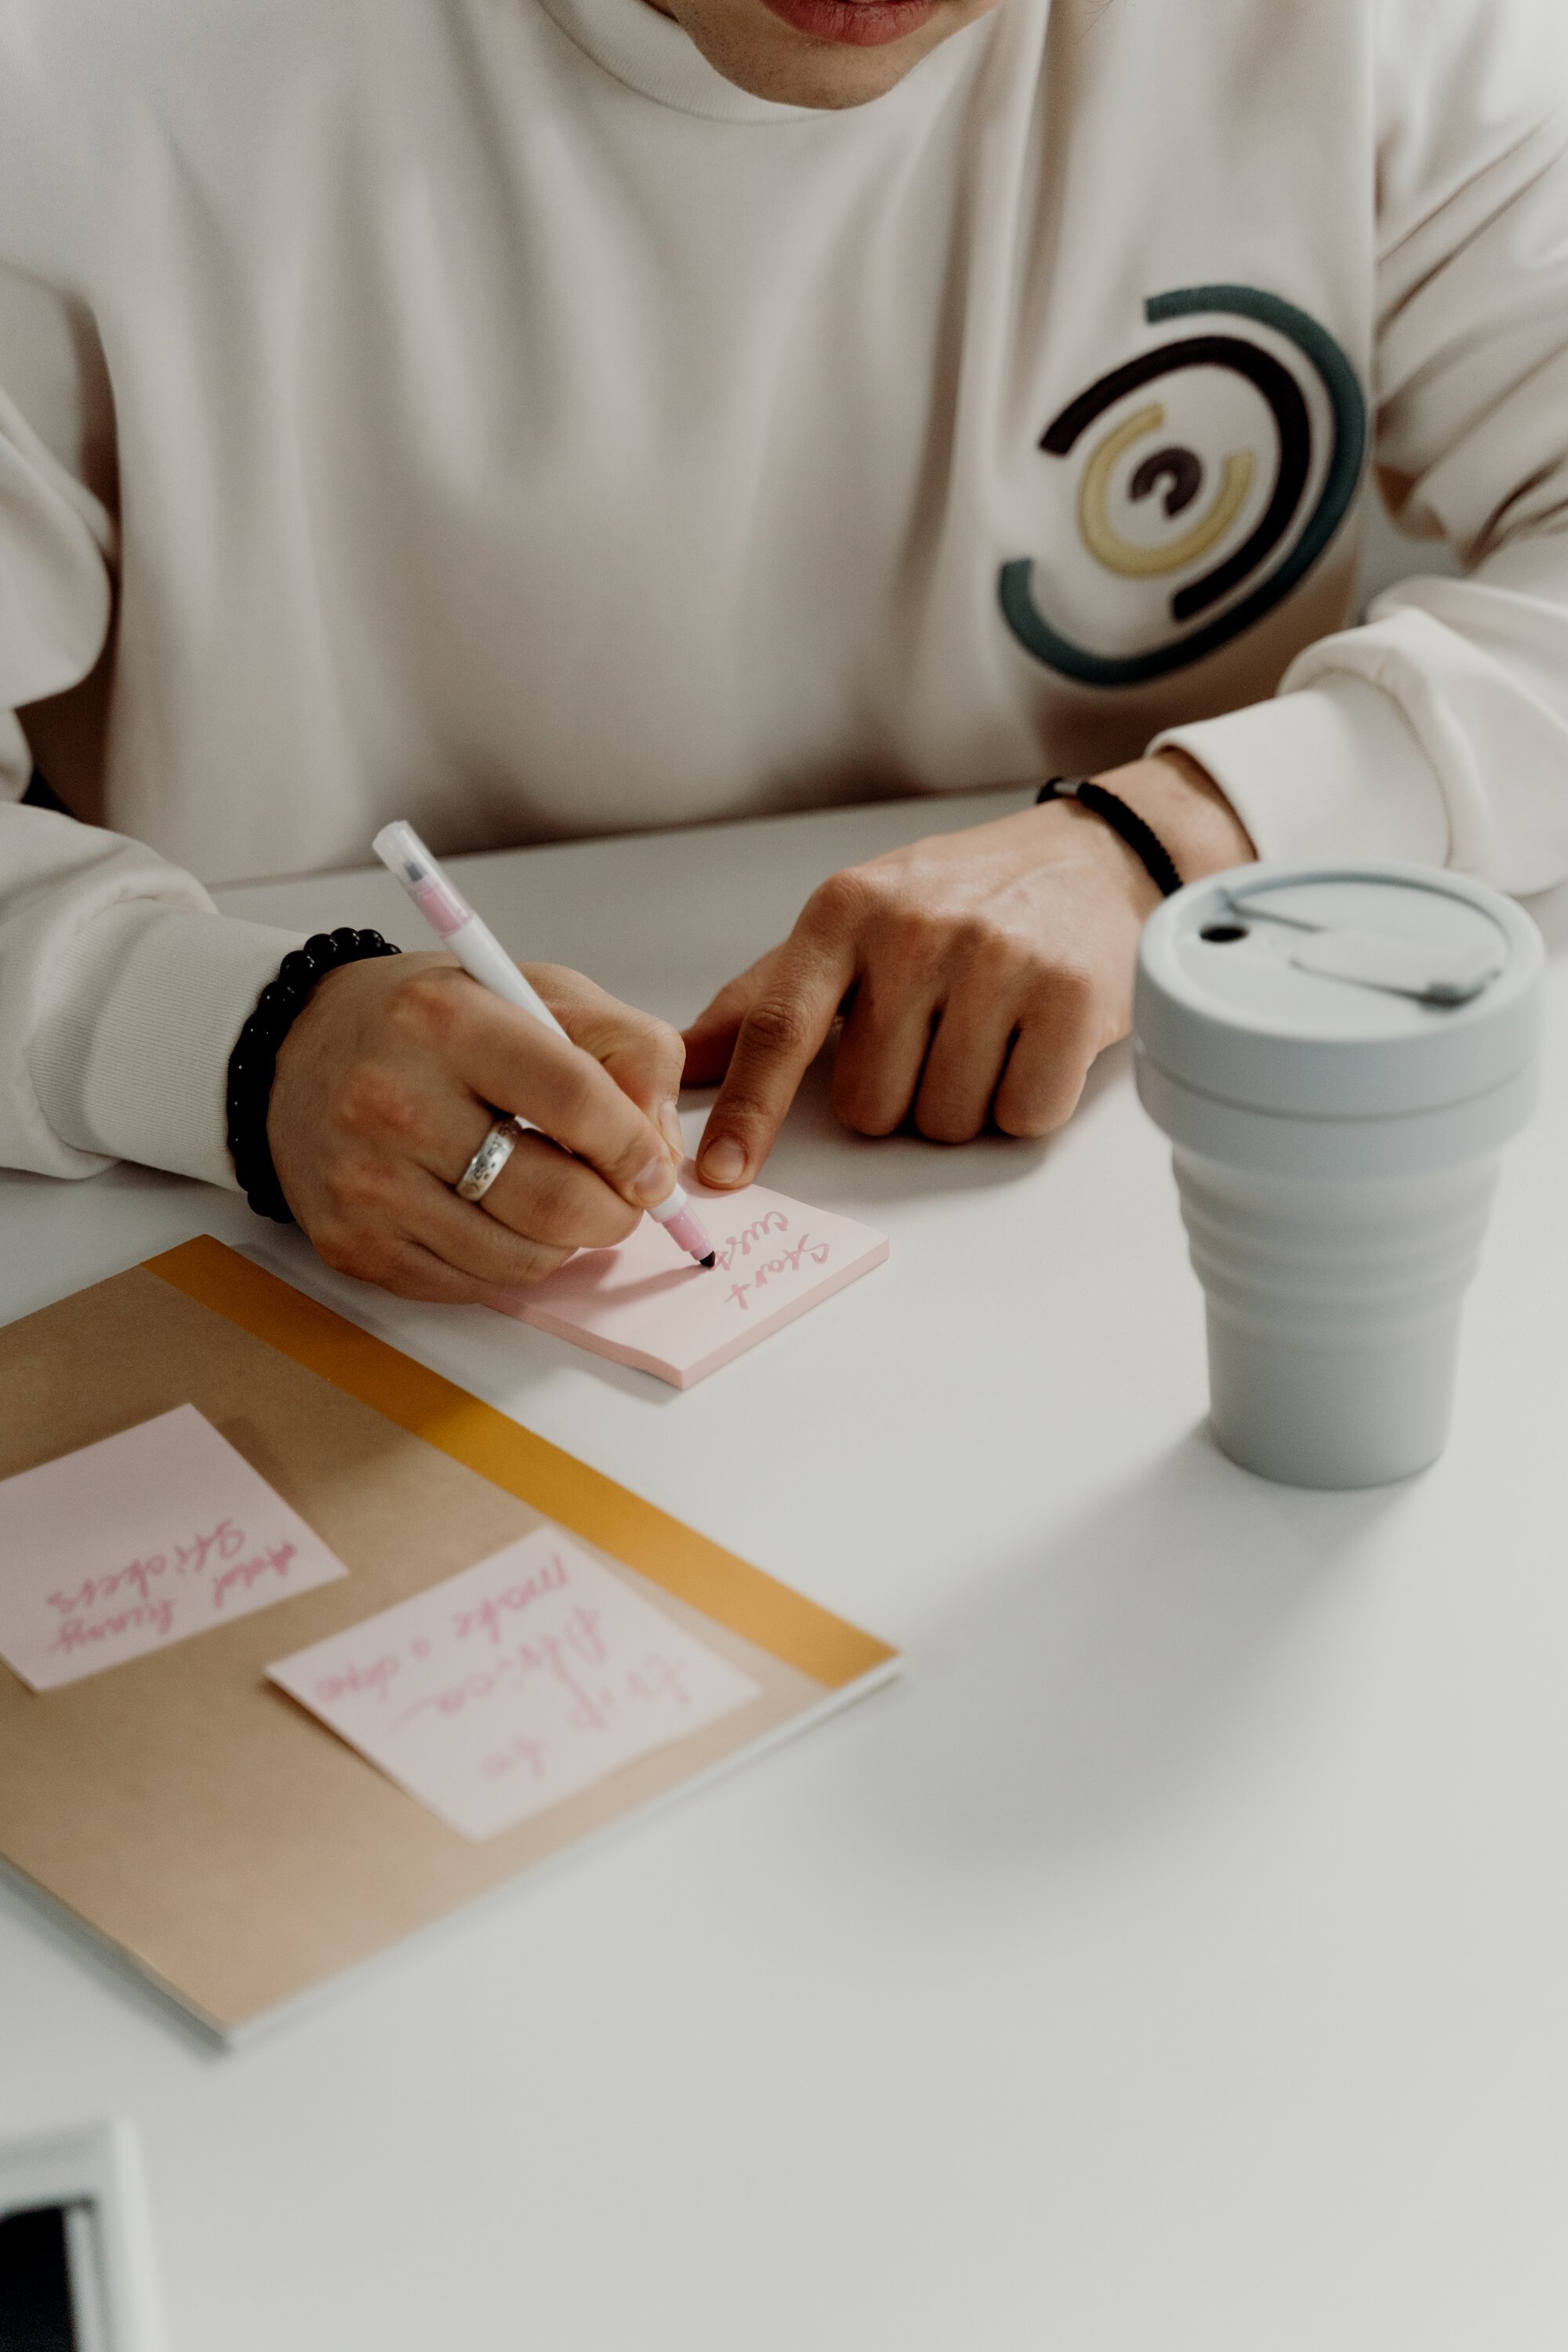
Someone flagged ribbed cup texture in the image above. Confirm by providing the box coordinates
[1171,1149,1501,1489]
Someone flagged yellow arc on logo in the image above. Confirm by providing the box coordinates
[1078,403,1255,579]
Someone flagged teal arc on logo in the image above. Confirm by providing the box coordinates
[998,285,1369,688]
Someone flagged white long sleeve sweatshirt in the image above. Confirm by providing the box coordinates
[1,0,1566,1188]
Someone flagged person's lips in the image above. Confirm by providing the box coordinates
[757,0,940,44]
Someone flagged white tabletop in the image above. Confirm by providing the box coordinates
[4,792,1566,2352]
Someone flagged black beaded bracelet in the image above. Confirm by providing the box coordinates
[1036,775,1184,899]
[226,927,402,1222]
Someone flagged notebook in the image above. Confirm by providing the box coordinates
[0,1237,898,2043]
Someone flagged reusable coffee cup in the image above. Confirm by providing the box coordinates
[1134,862,1544,1489]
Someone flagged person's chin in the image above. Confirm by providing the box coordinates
[664,0,983,107]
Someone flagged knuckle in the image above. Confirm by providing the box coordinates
[994,1043,1087,1138]
[740,994,815,1062]
[619,1011,687,1092]
[382,1257,476,1304]
[385,967,462,1047]
[806,867,877,933]
[994,1099,1062,1139]
[916,1102,984,1145]
[965,916,1031,976]
[329,1063,420,1144]
[311,1218,394,1286]
[524,1165,637,1250]
[525,963,575,1003]
[513,1167,584,1249]
[829,1064,902,1139]
[840,1098,902,1140]
[648,1016,687,1080]
[1044,959,1098,1029]
[488,1240,573,1292]
[876,904,950,983]
[321,1156,395,1221]
[625,1004,677,1050]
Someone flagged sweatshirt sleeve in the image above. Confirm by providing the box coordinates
[1,807,304,1184]
[1153,0,1568,896]
[0,272,301,1187]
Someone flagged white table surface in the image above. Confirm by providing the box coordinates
[3,791,1566,2352]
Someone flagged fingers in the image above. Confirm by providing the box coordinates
[905,951,1105,1142]
[307,1127,632,1303]
[310,1185,573,1304]
[695,929,855,1187]
[829,964,941,1136]
[529,966,687,1156]
[403,1171,578,1291]
[830,927,1109,1145]
[450,1129,641,1254]
[318,1232,511,1308]
[306,1125,633,1304]
[383,969,678,1212]
[990,979,1103,1136]
[681,956,779,1088]
[911,983,1023,1143]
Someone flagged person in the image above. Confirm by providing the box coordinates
[1,0,1564,1301]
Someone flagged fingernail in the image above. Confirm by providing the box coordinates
[630,1155,676,1208]
[699,1137,746,1186]
[658,1100,685,1157]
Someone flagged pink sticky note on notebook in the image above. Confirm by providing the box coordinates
[0,1404,349,1692]
[488,1171,888,1387]
[268,1525,762,1840]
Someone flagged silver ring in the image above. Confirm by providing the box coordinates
[456,1116,522,1203]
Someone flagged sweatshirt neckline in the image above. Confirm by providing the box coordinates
[532,0,824,121]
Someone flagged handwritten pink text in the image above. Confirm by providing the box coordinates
[724,1230,830,1312]
[451,1552,569,1647]
[46,1519,302,1655]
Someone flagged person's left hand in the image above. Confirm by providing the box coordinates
[682,753,1254,1187]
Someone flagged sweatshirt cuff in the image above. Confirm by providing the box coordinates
[31,902,304,1187]
[1149,675,1452,869]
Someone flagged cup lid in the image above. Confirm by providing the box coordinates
[1134,862,1544,1120]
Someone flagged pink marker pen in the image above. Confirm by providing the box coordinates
[372,821,715,1268]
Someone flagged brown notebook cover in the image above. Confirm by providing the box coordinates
[0,1237,897,2042]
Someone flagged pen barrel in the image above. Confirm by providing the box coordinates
[448,917,570,1041]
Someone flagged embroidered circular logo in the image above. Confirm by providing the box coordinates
[999,285,1367,687]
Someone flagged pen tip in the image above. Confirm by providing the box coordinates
[700,1252,716,1269]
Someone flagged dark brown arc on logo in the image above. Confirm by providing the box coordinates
[1040,335,1311,623]
[1131,447,1204,518]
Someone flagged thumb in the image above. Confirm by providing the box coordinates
[681,953,780,1087]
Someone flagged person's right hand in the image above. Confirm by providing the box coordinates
[267,951,688,1302]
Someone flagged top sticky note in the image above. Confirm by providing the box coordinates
[488,1171,888,1387]
[0,1404,349,1691]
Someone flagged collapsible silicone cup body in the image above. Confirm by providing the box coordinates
[1138,1054,1536,1491]
[1134,864,1544,1492]
[1169,1145,1499,1489]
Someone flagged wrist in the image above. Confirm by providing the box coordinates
[230,928,402,1221]
[1034,776,1180,913]
[1096,753,1257,884]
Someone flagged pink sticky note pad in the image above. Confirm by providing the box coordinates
[268,1525,762,1840]
[0,1403,348,1692]
[487,1171,889,1388]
